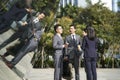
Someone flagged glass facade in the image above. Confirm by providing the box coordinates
[69,0,72,4]
[61,0,79,7]
[74,0,78,6]
[64,0,67,6]
[112,0,120,12]
[118,0,120,11]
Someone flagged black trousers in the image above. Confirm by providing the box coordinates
[0,21,12,34]
[84,58,97,80]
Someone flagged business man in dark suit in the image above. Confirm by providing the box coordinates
[0,10,32,61]
[65,25,82,80]
[0,0,31,34]
[4,12,46,69]
[0,13,29,51]
[53,24,67,80]
[82,27,99,80]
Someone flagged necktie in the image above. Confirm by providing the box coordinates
[72,35,75,41]
[72,35,76,45]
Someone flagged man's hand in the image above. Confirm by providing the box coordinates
[22,21,28,26]
[78,45,82,51]
[63,43,69,48]
[64,56,68,61]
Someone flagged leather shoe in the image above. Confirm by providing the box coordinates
[5,61,14,69]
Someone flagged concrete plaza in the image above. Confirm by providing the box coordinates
[28,68,120,80]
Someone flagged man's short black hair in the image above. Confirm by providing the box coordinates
[40,10,50,16]
[69,24,76,29]
[54,24,62,32]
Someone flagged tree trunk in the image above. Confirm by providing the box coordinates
[112,46,114,68]
[112,56,114,68]
[41,46,44,68]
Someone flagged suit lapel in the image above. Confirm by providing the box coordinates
[69,35,73,41]
[67,35,75,45]
[56,34,63,41]
[75,35,78,42]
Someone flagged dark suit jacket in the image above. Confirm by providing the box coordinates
[0,5,28,29]
[3,5,28,22]
[82,36,98,58]
[65,34,82,59]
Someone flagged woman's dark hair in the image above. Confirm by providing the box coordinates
[87,27,96,40]
[83,28,87,33]
[54,24,62,32]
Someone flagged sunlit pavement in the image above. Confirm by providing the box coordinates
[27,68,120,80]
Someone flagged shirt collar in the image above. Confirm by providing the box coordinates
[71,33,76,40]
[57,33,61,37]
[71,33,76,36]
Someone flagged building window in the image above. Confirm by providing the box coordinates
[118,1,120,7]
[64,0,67,5]
[69,0,72,5]
[60,0,63,7]
[74,0,78,6]
[117,0,120,11]
[60,0,80,7]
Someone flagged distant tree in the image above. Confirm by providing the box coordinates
[61,4,83,19]
[32,0,60,13]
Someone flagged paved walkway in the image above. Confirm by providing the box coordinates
[27,68,120,80]
[0,56,120,80]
